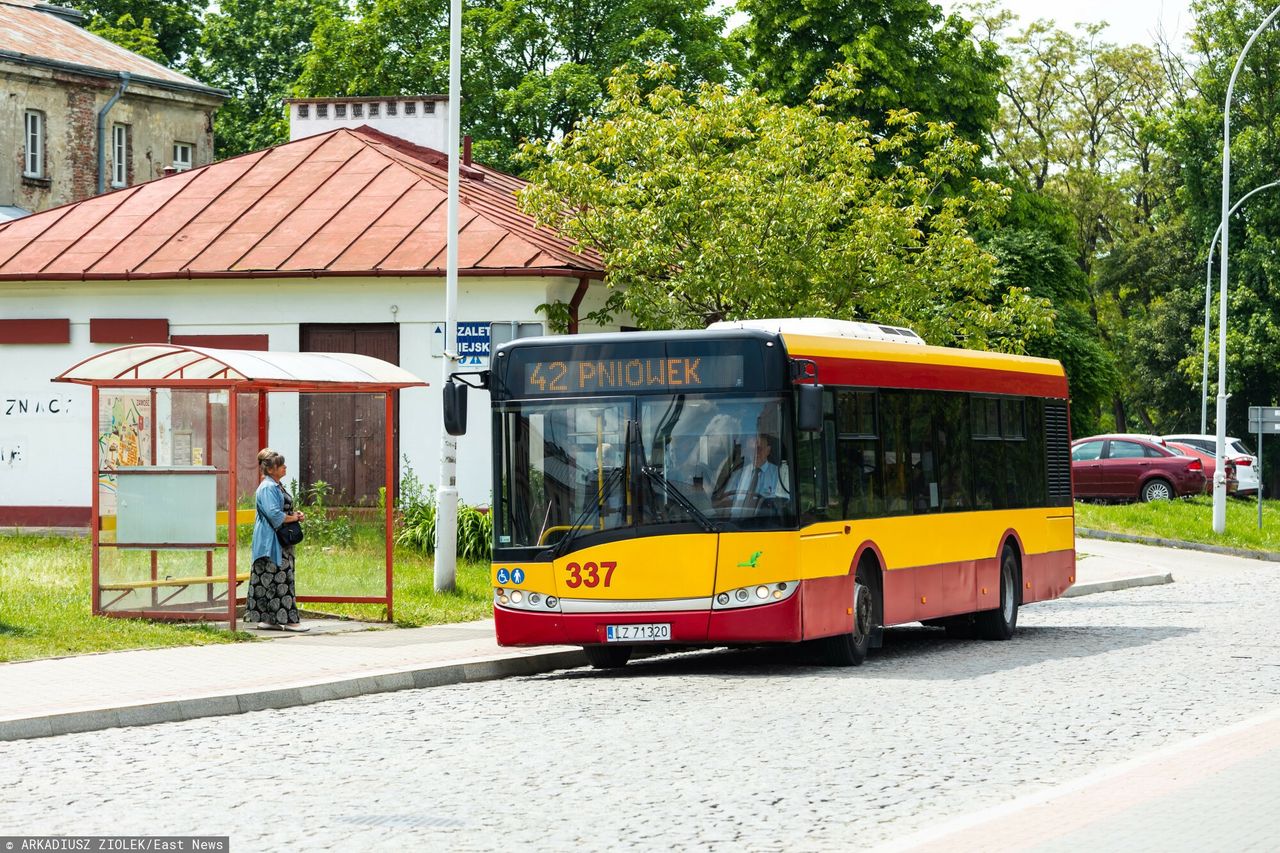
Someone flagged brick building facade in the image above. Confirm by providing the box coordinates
[0,0,225,220]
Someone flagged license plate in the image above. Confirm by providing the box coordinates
[605,623,671,643]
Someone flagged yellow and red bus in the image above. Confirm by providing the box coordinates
[462,318,1074,668]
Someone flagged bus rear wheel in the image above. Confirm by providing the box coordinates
[974,547,1019,641]
[583,645,632,669]
[821,562,878,667]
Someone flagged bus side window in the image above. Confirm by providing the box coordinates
[880,391,910,515]
[836,390,881,519]
[796,426,826,522]
[798,392,840,523]
[936,392,970,510]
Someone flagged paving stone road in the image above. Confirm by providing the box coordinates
[3,559,1279,852]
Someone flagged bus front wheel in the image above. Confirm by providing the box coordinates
[583,645,633,669]
[821,562,878,667]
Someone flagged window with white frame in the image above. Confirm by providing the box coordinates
[112,123,128,187]
[23,110,44,178]
[173,142,193,171]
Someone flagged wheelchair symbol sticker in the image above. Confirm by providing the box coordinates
[496,568,510,584]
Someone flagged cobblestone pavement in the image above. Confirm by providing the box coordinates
[3,560,1279,852]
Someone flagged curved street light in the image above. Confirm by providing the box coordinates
[1214,4,1280,534]
[1200,179,1280,434]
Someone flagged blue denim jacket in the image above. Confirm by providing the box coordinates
[252,477,288,565]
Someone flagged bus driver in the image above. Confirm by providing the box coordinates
[717,432,781,516]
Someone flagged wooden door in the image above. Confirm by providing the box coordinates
[300,324,399,506]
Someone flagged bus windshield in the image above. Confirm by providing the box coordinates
[495,395,795,551]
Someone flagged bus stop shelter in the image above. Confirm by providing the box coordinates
[55,344,427,630]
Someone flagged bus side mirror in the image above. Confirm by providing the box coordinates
[797,384,823,432]
[443,380,468,436]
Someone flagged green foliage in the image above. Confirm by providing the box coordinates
[296,0,739,172]
[981,8,1178,433]
[519,64,1053,351]
[980,186,1114,436]
[286,478,356,547]
[87,14,168,64]
[69,0,201,64]
[1156,0,1280,446]
[197,0,341,157]
[736,0,1004,149]
[395,462,493,562]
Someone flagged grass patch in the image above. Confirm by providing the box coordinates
[1075,496,1280,553]
[0,533,245,662]
[0,524,494,663]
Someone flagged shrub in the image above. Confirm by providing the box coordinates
[396,461,492,562]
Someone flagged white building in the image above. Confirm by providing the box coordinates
[0,98,609,527]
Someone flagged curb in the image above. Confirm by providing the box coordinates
[1077,528,1280,562]
[1062,573,1174,598]
[0,648,586,743]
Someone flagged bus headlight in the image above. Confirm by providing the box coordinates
[495,587,562,613]
[714,582,800,610]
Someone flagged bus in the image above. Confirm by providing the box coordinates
[446,318,1075,669]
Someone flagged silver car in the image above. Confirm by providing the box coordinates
[1162,434,1261,495]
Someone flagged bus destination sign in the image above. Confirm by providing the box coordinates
[521,355,744,395]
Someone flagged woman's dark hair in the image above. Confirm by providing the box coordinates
[257,448,285,476]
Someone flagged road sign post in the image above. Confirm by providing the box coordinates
[1246,406,1280,530]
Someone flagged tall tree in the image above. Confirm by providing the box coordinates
[197,0,341,157]
[69,0,201,65]
[297,0,739,171]
[1159,0,1280,444]
[979,7,1173,430]
[519,65,1054,349]
[87,14,168,65]
[735,0,1004,148]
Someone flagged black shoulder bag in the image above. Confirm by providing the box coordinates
[263,484,304,547]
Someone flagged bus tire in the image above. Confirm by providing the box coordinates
[821,560,879,667]
[583,645,632,669]
[975,546,1019,641]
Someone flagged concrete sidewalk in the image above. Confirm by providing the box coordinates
[0,536,1247,742]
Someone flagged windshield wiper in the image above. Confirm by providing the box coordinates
[552,417,634,560]
[550,465,626,559]
[640,465,719,533]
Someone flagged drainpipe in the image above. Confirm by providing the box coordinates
[567,276,591,334]
[97,72,131,195]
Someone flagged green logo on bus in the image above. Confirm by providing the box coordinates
[737,551,763,568]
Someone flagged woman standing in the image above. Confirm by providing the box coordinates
[248,449,308,632]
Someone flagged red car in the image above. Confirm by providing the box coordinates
[1165,441,1238,495]
[1071,434,1206,502]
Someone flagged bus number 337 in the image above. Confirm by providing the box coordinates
[565,561,617,589]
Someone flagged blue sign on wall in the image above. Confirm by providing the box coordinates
[432,322,491,366]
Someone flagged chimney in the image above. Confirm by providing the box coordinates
[286,97,451,152]
[463,135,472,166]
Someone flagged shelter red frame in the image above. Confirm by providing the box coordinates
[56,344,428,629]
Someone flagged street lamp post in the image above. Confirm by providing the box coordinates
[434,0,463,590]
[1214,4,1280,534]
[1200,179,1280,434]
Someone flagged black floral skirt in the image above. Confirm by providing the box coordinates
[245,547,299,625]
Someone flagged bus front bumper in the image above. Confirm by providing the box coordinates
[494,588,804,647]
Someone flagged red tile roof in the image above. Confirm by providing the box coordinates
[0,127,603,281]
[0,0,223,95]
